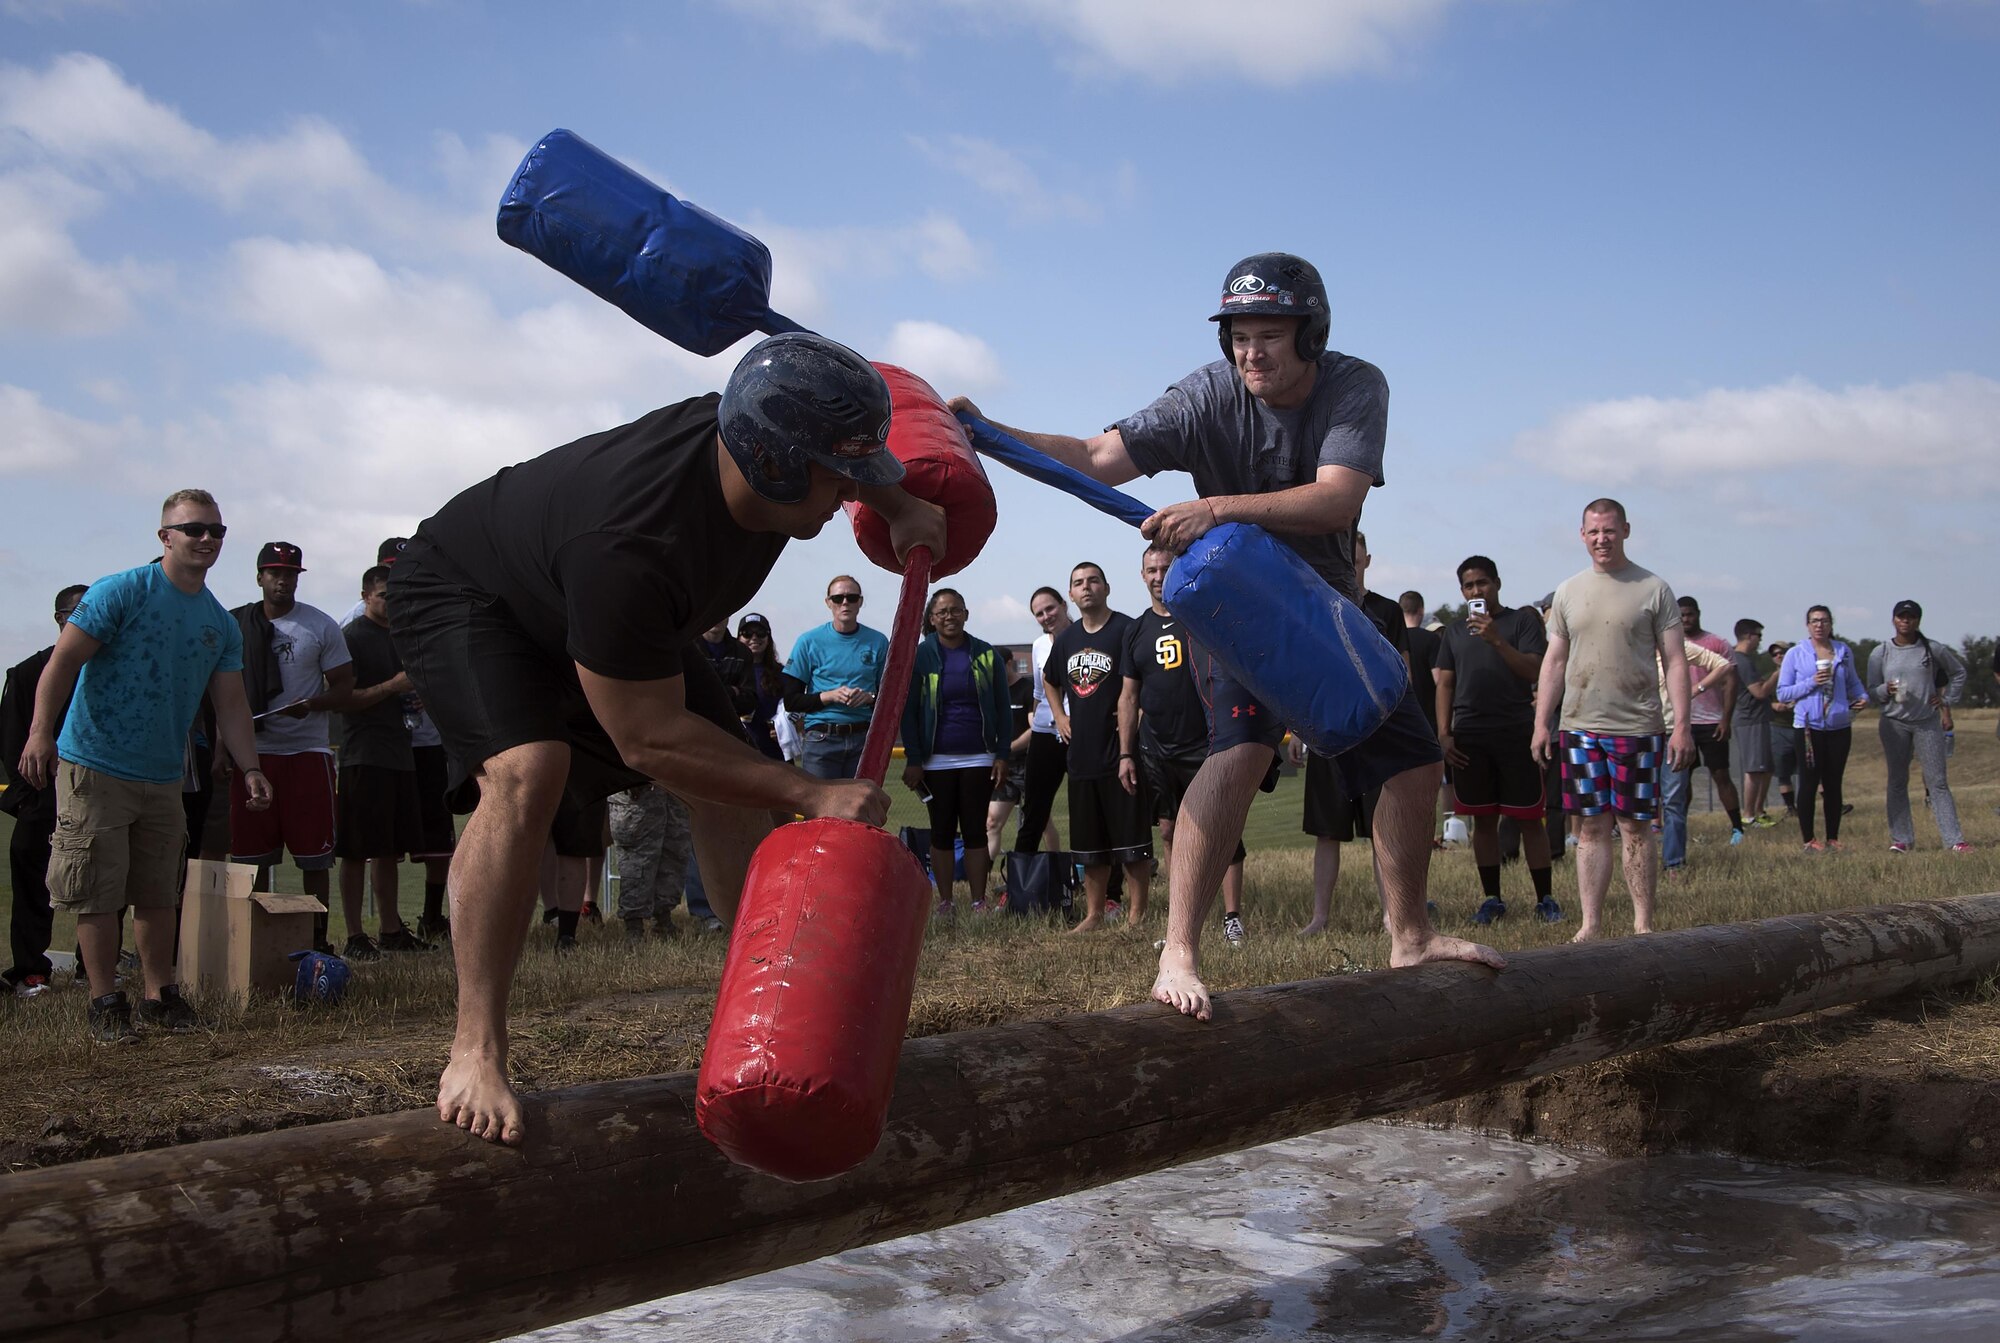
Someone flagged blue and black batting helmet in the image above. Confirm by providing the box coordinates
[1210,252,1331,364]
[719,332,902,505]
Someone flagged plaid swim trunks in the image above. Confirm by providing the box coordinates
[1558,729,1666,820]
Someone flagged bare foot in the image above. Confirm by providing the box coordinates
[1299,918,1328,937]
[1389,931,1507,972]
[1571,925,1601,943]
[1069,916,1105,934]
[1151,945,1212,1021]
[438,1049,525,1146]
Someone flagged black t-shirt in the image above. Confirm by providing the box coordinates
[1404,622,1440,730]
[1122,607,1207,759]
[340,617,413,771]
[1434,606,1548,735]
[412,395,787,682]
[1046,612,1134,780]
[1361,591,1409,655]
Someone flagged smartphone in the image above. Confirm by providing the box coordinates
[1466,598,1488,617]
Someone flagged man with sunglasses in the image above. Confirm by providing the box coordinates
[15,490,271,1042]
[781,575,889,781]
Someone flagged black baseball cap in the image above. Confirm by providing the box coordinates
[377,537,408,565]
[737,612,772,635]
[1892,599,1923,620]
[257,542,305,571]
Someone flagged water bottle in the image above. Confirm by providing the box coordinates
[1945,729,1956,758]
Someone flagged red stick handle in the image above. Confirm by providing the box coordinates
[857,545,933,787]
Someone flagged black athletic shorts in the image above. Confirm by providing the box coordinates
[1302,751,1377,842]
[334,764,422,860]
[1068,774,1153,866]
[923,764,995,851]
[1449,726,1545,821]
[1142,749,1249,864]
[1690,723,1732,772]
[550,795,609,858]
[1192,638,1442,797]
[389,539,740,813]
[410,743,457,859]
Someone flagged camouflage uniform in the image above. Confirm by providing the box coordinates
[607,785,693,923]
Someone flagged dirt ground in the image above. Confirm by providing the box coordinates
[1403,980,2000,1192]
[13,968,1999,1189]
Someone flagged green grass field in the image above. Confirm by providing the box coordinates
[3,713,1997,1162]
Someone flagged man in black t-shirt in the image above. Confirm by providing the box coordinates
[335,567,435,960]
[1120,544,1250,943]
[389,333,945,1147]
[1045,561,1151,930]
[952,253,1502,1021]
[1433,556,1557,926]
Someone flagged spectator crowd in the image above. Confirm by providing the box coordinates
[1,488,1985,1046]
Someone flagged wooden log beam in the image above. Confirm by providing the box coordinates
[6,894,2000,1343]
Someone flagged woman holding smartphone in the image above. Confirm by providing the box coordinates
[1775,605,1871,852]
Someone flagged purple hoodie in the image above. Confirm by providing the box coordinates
[1776,640,1867,731]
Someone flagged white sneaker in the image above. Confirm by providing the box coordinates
[1223,912,1246,945]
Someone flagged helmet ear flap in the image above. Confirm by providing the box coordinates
[1296,312,1330,363]
[1217,316,1233,365]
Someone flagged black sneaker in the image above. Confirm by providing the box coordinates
[342,934,382,962]
[1473,898,1508,926]
[377,927,437,954]
[416,915,451,942]
[554,933,579,955]
[135,984,198,1033]
[1535,898,1565,923]
[88,990,138,1045]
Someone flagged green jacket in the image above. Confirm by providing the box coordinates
[901,632,1014,766]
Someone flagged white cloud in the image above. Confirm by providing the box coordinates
[0,52,437,240]
[758,212,982,320]
[0,384,135,473]
[721,0,919,54]
[976,593,1030,626]
[724,0,1459,84]
[0,168,160,334]
[1514,374,2000,489]
[881,319,1002,390]
[908,134,1110,223]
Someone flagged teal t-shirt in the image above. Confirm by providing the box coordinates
[58,564,244,784]
[787,622,889,726]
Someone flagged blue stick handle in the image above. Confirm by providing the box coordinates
[955,414,1156,530]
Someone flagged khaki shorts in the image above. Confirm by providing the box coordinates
[47,761,187,915]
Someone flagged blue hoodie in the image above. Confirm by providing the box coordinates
[1776,640,1868,731]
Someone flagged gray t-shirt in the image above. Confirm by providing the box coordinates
[1435,607,1548,735]
[1729,650,1772,727]
[1114,353,1388,601]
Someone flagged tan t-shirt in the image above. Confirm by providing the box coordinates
[1547,563,1680,735]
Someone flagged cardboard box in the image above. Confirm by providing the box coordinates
[179,859,326,1001]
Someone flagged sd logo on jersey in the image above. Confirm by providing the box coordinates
[1154,633,1183,671]
[1067,648,1115,698]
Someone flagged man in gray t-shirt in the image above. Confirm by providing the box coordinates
[950,252,1504,1022]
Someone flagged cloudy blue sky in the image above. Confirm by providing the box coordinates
[3,0,1996,669]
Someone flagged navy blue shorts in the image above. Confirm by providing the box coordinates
[1192,641,1442,797]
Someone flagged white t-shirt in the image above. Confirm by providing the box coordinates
[1030,631,1057,734]
[254,603,353,755]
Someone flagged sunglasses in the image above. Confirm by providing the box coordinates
[163,522,228,540]
[828,593,862,605]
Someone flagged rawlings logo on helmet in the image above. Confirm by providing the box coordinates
[1229,274,1267,295]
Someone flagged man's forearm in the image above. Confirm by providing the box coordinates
[1210,481,1361,537]
[628,716,821,814]
[27,650,84,744]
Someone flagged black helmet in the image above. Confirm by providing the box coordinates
[719,333,903,504]
[1209,252,1330,364]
